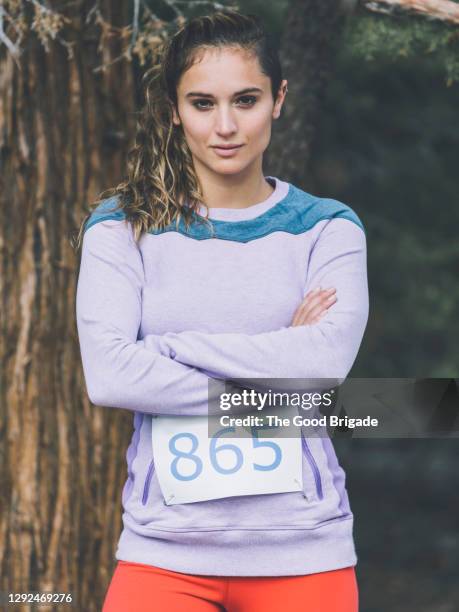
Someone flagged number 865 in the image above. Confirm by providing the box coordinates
[169,426,282,481]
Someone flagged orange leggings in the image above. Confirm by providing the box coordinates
[102,561,359,612]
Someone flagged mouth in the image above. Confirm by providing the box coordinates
[211,144,243,149]
[211,144,244,157]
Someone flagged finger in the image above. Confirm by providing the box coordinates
[298,307,330,327]
[302,287,335,304]
[306,295,337,320]
[297,287,322,310]
[291,289,320,325]
[293,294,336,326]
[296,290,335,321]
[291,288,335,326]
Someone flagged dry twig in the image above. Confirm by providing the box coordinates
[362,0,459,25]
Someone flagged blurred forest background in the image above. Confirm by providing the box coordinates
[0,0,458,610]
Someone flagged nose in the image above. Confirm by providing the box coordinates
[214,105,237,137]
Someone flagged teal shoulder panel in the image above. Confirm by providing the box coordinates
[292,187,365,234]
[82,185,365,242]
[83,196,126,234]
[148,183,365,243]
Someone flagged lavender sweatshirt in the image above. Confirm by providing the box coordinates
[76,177,369,576]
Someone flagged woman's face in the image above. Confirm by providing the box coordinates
[172,46,287,179]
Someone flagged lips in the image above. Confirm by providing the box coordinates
[211,144,244,157]
[211,144,243,149]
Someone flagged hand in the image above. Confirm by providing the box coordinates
[291,287,337,327]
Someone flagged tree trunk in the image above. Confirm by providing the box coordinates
[0,3,138,610]
[265,0,350,188]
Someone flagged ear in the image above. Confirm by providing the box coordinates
[172,104,181,126]
[272,79,288,120]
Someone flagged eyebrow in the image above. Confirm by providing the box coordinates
[185,87,263,98]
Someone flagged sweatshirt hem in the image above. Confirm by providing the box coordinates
[115,516,357,577]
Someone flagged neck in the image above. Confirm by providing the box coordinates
[194,158,274,209]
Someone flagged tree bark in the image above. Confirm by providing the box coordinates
[0,2,138,610]
[265,0,350,189]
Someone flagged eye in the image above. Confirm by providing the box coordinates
[190,96,257,110]
[192,99,213,110]
[235,95,257,107]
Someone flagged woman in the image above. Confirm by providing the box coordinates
[75,10,368,612]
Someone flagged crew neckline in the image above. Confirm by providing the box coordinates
[196,176,290,222]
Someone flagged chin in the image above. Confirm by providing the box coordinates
[214,159,256,174]
[213,165,247,176]
[207,159,255,177]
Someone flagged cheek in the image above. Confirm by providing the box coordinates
[180,110,211,145]
[243,109,273,145]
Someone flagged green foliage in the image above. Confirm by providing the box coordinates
[310,47,459,376]
[236,0,289,43]
[344,11,459,86]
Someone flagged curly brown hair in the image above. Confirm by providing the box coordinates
[72,10,282,251]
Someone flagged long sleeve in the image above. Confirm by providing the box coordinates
[146,218,369,389]
[76,218,223,416]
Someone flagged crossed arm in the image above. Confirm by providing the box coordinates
[76,217,369,416]
[136,219,369,391]
[76,220,221,416]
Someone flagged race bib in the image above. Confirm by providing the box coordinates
[151,407,303,505]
